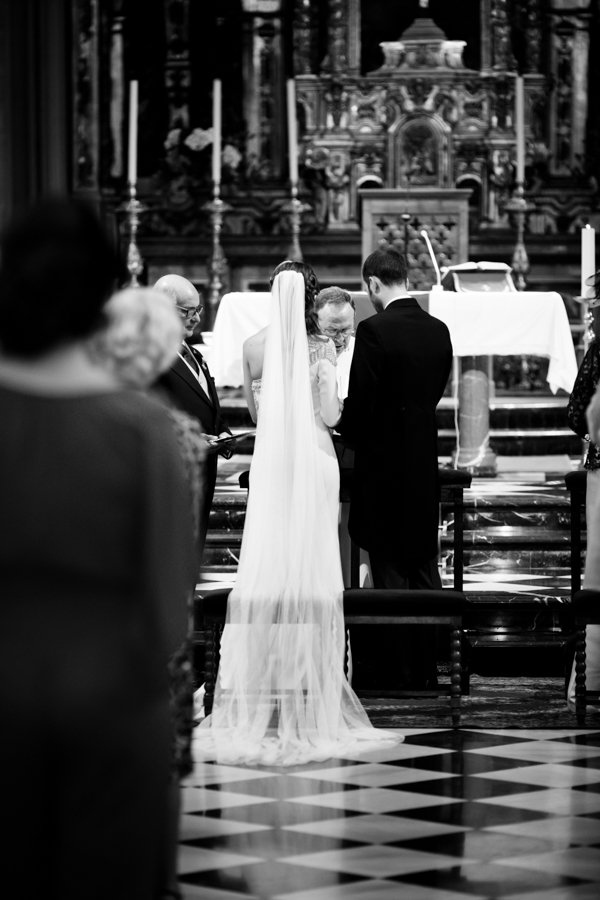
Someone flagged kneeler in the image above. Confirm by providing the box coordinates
[572,589,600,725]
[198,586,467,727]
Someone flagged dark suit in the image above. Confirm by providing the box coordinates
[339,296,453,687]
[157,344,231,553]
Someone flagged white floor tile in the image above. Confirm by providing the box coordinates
[282,815,471,843]
[177,844,262,874]
[497,847,600,881]
[474,762,600,788]
[292,763,458,788]
[483,816,600,845]
[476,787,600,816]
[290,788,463,814]
[181,787,276,813]
[179,814,272,842]
[280,844,477,878]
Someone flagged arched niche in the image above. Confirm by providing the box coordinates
[388,114,451,188]
[456,173,483,230]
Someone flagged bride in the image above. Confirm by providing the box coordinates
[197,261,401,765]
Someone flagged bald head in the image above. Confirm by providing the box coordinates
[154,273,202,339]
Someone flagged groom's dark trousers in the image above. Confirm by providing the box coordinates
[338,296,453,689]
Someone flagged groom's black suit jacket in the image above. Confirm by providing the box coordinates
[157,345,230,551]
[338,297,452,566]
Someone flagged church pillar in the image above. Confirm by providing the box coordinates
[242,1,285,181]
[0,0,70,226]
[73,0,101,203]
[455,357,497,475]
[548,1,592,176]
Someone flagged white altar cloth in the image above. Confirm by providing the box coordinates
[210,292,271,387]
[429,291,577,395]
[211,289,578,396]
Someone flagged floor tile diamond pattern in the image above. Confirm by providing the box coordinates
[178,729,600,899]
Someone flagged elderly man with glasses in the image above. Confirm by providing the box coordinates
[315,287,356,400]
[155,274,233,555]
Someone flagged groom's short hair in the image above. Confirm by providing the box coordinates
[362,248,408,287]
[315,286,355,311]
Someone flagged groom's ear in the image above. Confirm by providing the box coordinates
[368,276,380,294]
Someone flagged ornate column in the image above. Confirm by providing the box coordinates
[242,1,285,180]
[523,0,543,74]
[322,0,347,74]
[549,0,592,176]
[293,0,313,75]
[490,0,516,71]
[72,0,101,199]
[164,0,191,129]
[109,0,125,179]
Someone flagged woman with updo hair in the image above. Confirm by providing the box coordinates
[0,200,197,899]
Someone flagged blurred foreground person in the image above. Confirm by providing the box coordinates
[0,200,196,899]
[89,286,206,897]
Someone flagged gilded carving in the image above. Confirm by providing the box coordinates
[293,0,313,75]
[491,0,515,70]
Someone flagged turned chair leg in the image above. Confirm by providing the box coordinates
[450,626,462,728]
[204,622,221,716]
[575,625,587,727]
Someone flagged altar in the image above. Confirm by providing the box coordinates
[209,288,576,393]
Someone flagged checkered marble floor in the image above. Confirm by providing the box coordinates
[177,728,600,899]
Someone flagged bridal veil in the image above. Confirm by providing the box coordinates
[197,270,401,765]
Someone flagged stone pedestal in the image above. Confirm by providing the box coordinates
[454,356,497,476]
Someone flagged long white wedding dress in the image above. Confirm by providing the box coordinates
[196,271,401,765]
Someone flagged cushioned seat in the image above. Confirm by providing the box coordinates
[572,589,600,724]
[565,470,587,593]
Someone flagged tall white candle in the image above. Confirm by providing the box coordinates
[212,79,222,186]
[515,75,525,185]
[581,224,596,298]
[286,79,299,185]
[127,80,138,184]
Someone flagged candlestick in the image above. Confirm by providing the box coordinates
[127,80,138,185]
[581,224,596,299]
[515,75,525,185]
[119,182,146,287]
[286,79,299,185]
[202,186,231,329]
[212,79,222,186]
[504,186,535,291]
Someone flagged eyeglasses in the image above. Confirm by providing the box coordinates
[321,327,355,339]
[175,304,203,320]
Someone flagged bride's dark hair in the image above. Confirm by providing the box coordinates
[270,260,321,336]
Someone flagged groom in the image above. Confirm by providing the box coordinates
[338,248,452,688]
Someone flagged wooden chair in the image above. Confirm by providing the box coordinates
[565,470,587,593]
[344,588,467,726]
[198,586,467,726]
[572,588,600,725]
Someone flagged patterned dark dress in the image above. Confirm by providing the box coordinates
[166,407,206,778]
[567,341,600,470]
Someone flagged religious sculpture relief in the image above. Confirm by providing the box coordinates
[303,144,351,230]
[293,0,313,75]
[322,0,348,74]
[487,148,514,226]
[398,122,439,186]
[324,81,348,131]
[164,0,191,129]
[74,0,100,191]
[524,0,543,73]
[491,0,516,70]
